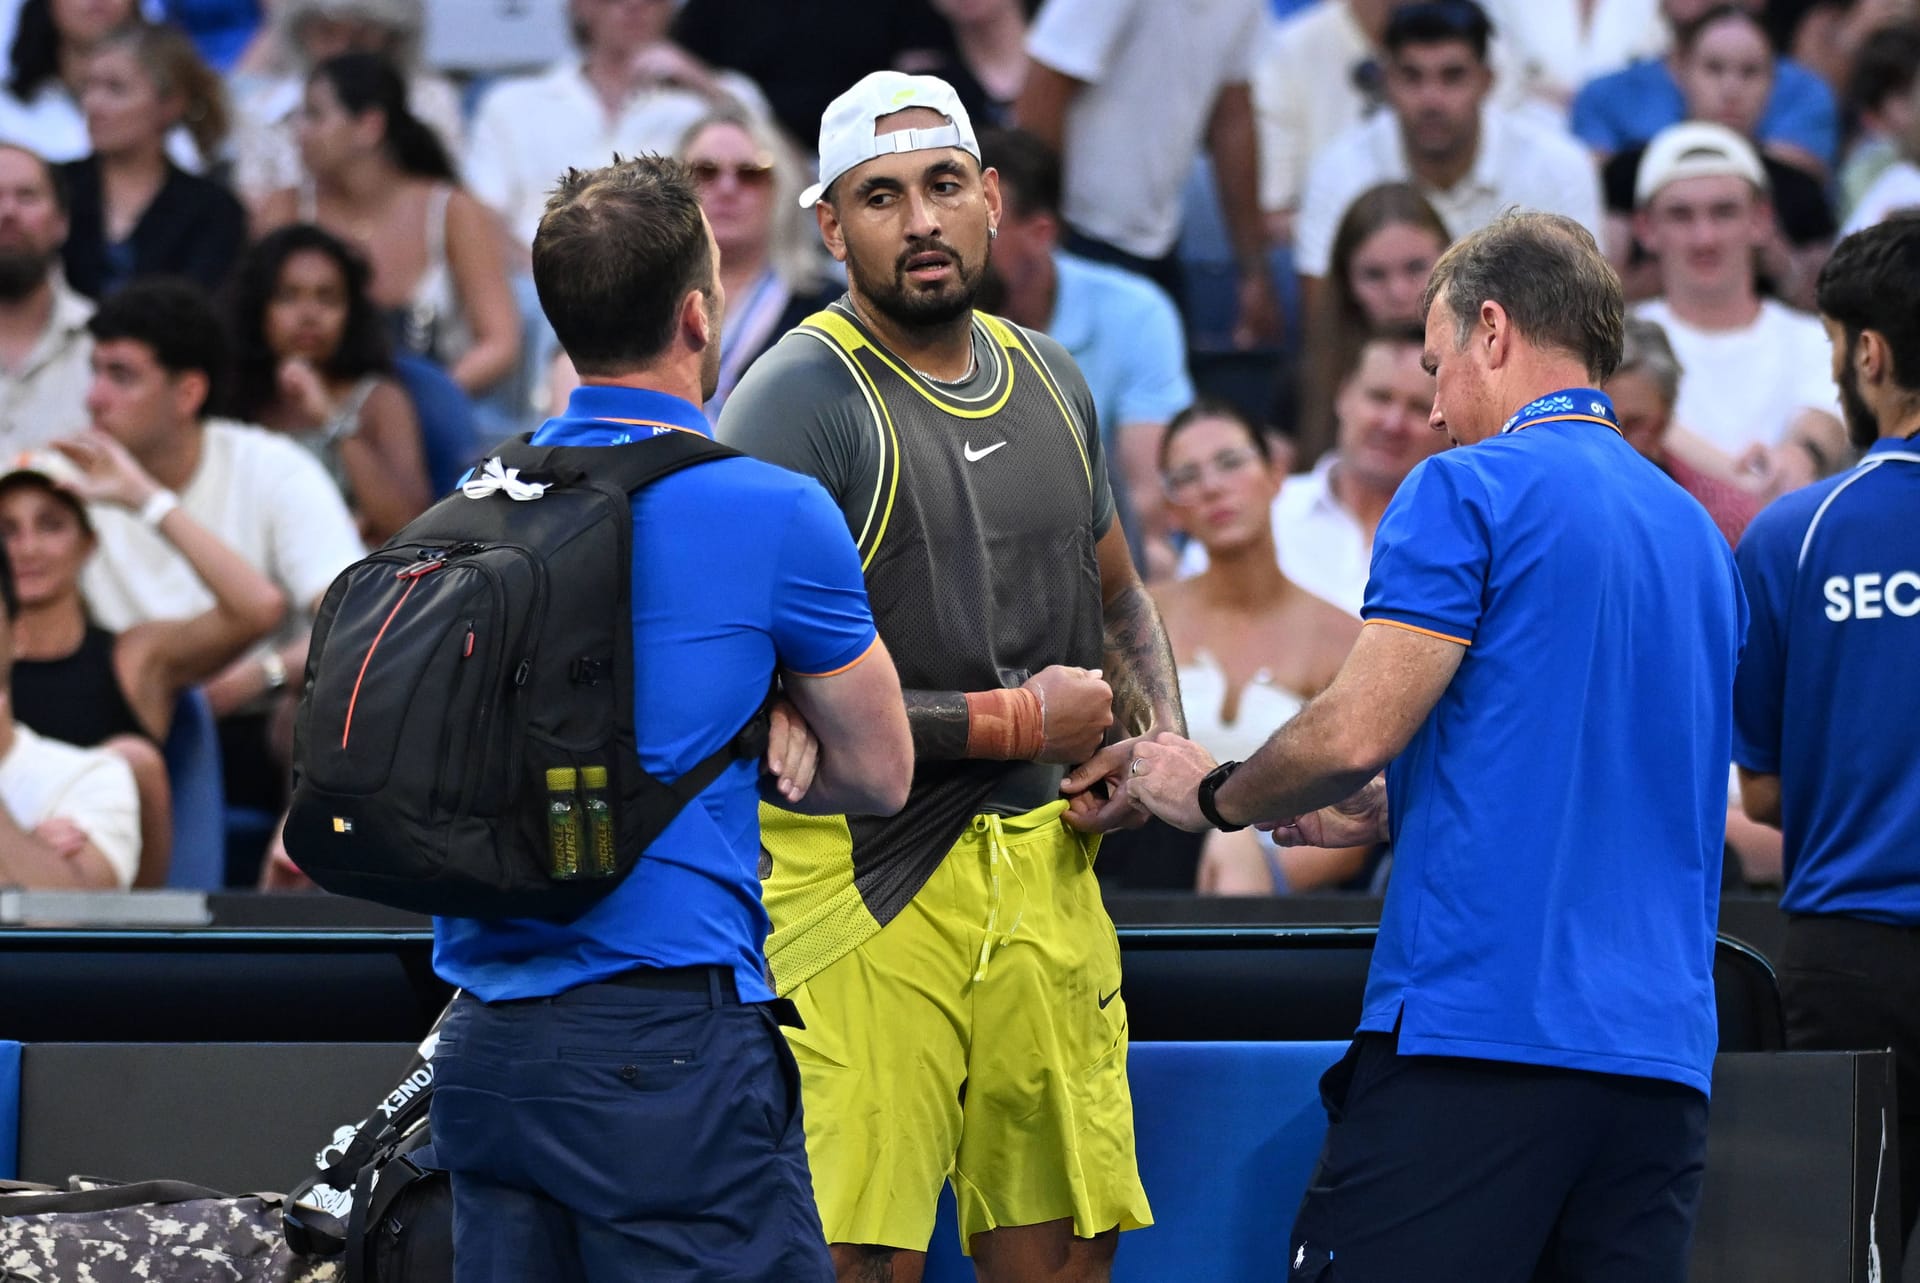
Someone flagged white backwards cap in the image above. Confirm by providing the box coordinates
[799,70,980,208]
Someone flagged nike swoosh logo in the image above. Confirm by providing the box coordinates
[963,441,1008,462]
[1098,986,1121,1009]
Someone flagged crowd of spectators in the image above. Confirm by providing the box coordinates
[0,0,1908,896]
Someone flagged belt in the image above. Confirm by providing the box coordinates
[599,965,804,1027]
[601,964,740,1000]
[482,965,802,1027]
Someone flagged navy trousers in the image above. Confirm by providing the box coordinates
[1289,1031,1709,1283]
[429,972,834,1283]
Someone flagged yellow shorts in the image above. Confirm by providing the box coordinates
[784,800,1153,1255]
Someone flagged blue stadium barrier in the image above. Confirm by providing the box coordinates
[925,1040,1345,1280]
[162,689,225,890]
[0,1041,19,1179]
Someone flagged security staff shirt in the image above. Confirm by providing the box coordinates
[1733,435,1920,924]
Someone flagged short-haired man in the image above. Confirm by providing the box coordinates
[1094,212,1747,1282]
[1572,0,1839,172]
[1632,122,1847,463]
[979,126,1196,580]
[0,543,140,890]
[721,72,1183,1281]
[1252,0,1532,242]
[0,144,91,451]
[1178,326,1442,615]
[1294,0,1603,288]
[72,279,365,881]
[427,155,913,1283]
[1733,214,1920,1249]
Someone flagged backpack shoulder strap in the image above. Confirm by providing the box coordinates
[486,432,740,496]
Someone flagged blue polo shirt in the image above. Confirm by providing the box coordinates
[1733,436,1920,924]
[1571,57,1838,172]
[433,386,880,1003]
[1359,390,1747,1095]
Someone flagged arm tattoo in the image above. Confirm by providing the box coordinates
[848,1246,898,1282]
[1102,582,1185,739]
[903,689,971,761]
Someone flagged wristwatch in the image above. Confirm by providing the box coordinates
[1196,760,1246,832]
[260,651,289,692]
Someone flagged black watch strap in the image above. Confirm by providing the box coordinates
[1197,760,1246,832]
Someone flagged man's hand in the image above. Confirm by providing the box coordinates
[51,429,161,510]
[1022,665,1113,764]
[1060,736,1151,834]
[1263,775,1388,848]
[761,697,820,805]
[1120,731,1220,832]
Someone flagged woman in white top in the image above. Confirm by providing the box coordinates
[257,52,520,397]
[1151,400,1372,895]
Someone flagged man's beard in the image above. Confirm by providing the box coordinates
[0,249,52,302]
[1838,359,1880,451]
[848,236,984,330]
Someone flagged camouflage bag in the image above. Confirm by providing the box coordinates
[0,1177,338,1281]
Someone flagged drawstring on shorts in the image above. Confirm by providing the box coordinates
[971,813,1030,983]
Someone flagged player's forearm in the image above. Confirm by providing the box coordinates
[904,689,974,761]
[904,686,1052,761]
[1101,583,1184,739]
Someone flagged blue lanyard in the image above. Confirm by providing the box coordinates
[1501,388,1622,437]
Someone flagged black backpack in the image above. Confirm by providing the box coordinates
[285,433,772,921]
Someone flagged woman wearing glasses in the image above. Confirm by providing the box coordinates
[548,109,835,420]
[1151,400,1371,895]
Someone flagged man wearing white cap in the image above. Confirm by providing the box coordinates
[721,70,1181,1281]
[1632,121,1845,476]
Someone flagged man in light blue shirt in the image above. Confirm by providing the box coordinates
[980,127,1196,572]
[1085,211,1747,1282]
[1734,215,1920,1247]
